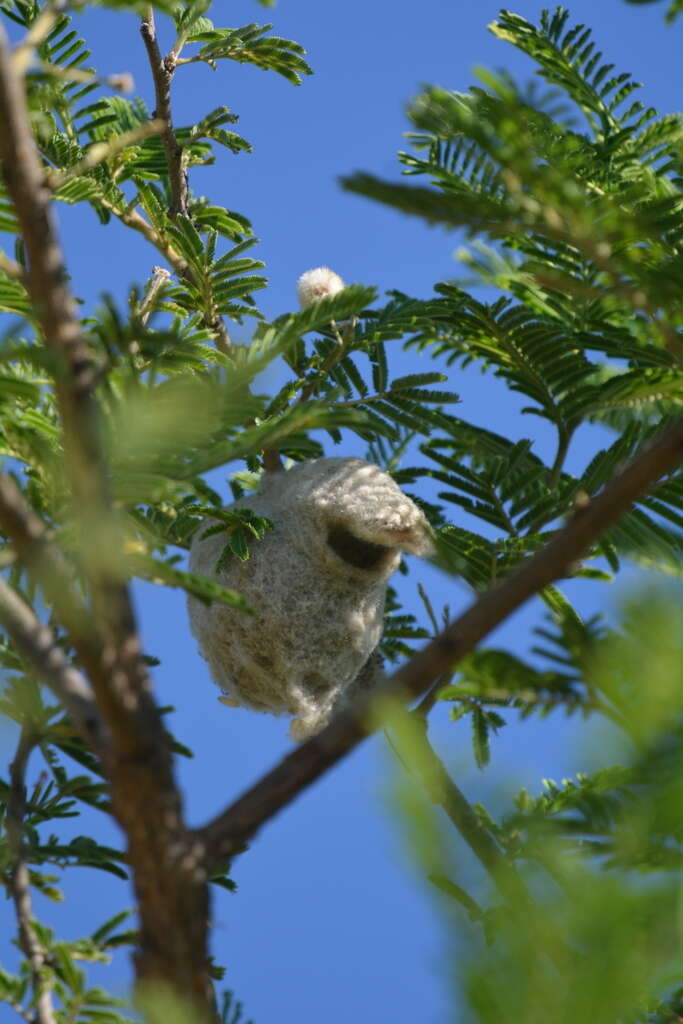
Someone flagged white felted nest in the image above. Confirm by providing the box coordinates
[188,457,433,740]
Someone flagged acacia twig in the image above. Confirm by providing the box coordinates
[140,8,187,217]
[198,415,683,870]
[139,10,234,359]
[0,475,106,680]
[97,196,188,277]
[0,576,105,752]
[393,713,569,968]
[7,729,57,1024]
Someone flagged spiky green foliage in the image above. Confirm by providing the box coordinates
[1,1,683,1022]
[343,7,683,1022]
[622,0,683,22]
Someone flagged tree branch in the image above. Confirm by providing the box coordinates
[0,24,142,700]
[0,475,100,654]
[0,29,215,1016]
[262,448,284,472]
[97,196,189,277]
[0,575,105,752]
[7,729,57,1024]
[198,415,683,870]
[138,9,234,359]
[140,8,187,217]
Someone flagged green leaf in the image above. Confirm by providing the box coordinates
[188,24,313,85]
[471,705,491,769]
[129,554,253,611]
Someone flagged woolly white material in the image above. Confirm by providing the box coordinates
[296,267,345,308]
[188,457,433,740]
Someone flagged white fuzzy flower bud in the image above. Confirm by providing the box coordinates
[296,267,345,309]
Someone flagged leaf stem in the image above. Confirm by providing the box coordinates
[548,421,574,489]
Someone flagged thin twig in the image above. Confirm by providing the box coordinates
[97,196,188,277]
[392,713,569,968]
[126,265,172,359]
[414,587,451,716]
[7,729,58,1024]
[0,575,105,752]
[139,10,234,360]
[0,475,105,678]
[208,312,235,358]
[140,8,187,217]
[197,415,683,870]
[174,55,206,67]
[413,673,451,718]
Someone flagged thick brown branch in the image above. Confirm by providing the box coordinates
[7,730,57,1024]
[0,575,105,752]
[199,415,683,870]
[140,9,188,217]
[0,30,214,1016]
[0,25,146,720]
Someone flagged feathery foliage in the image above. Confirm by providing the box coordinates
[0,1,682,1022]
[342,7,683,1022]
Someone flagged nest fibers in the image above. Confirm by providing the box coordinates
[188,457,433,740]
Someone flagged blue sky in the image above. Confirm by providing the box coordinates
[0,1,680,1022]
